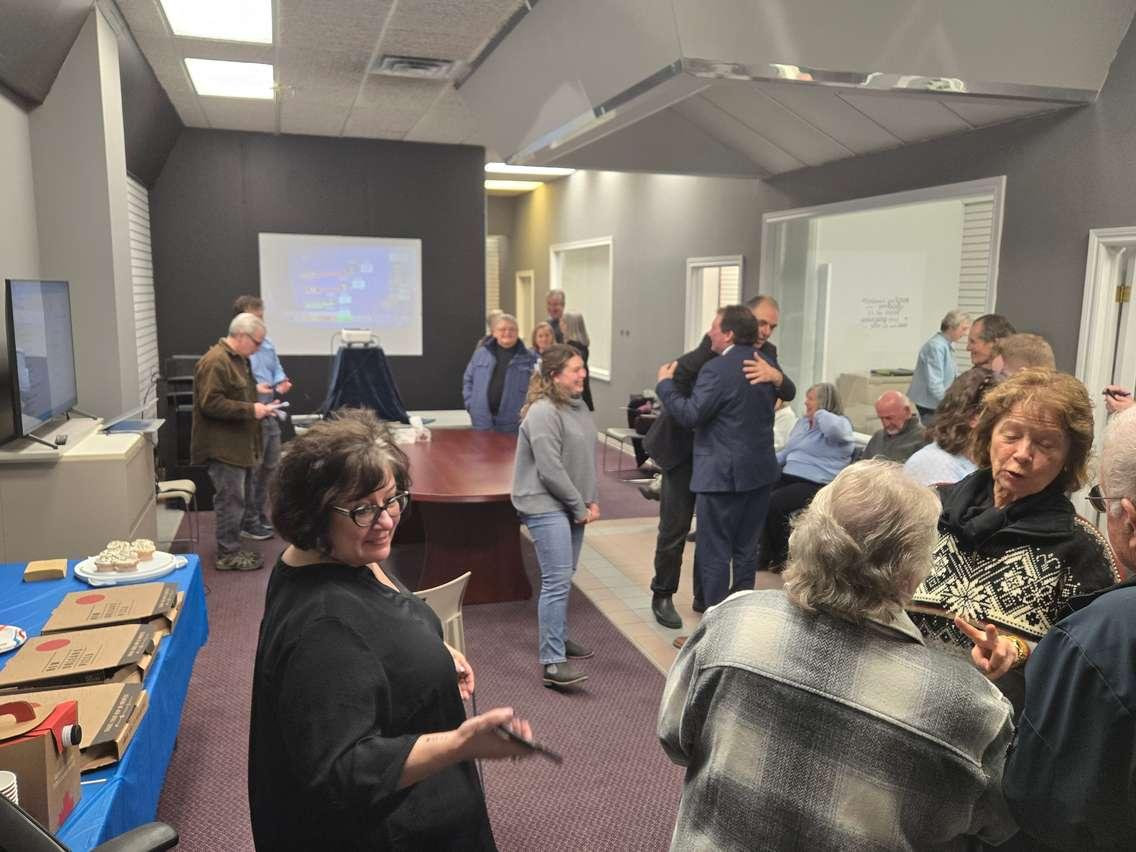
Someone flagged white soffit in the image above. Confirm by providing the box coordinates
[460,0,1136,176]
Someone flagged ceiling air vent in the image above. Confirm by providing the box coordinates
[370,55,456,80]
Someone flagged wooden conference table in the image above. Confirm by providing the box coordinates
[394,428,531,604]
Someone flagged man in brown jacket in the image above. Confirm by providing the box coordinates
[192,312,281,571]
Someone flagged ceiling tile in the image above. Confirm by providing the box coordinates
[939,97,1065,127]
[280,101,351,136]
[673,95,805,175]
[838,91,973,144]
[115,0,171,36]
[753,81,903,155]
[379,27,487,61]
[702,81,854,167]
[277,0,394,54]
[387,0,521,37]
[200,97,277,132]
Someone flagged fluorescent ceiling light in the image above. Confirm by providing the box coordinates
[159,0,273,44]
[485,163,575,177]
[485,179,543,192]
[186,58,275,99]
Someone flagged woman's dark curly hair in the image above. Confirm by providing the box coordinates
[269,408,410,553]
[928,367,1000,455]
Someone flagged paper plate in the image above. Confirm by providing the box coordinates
[0,625,27,654]
[74,551,187,587]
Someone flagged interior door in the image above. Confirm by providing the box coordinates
[515,271,534,335]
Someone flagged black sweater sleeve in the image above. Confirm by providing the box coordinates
[277,615,418,811]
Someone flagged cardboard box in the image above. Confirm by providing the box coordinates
[42,583,182,639]
[0,697,81,832]
[0,624,157,694]
[9,684,148,771]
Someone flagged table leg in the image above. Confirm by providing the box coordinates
[415,502,531,604]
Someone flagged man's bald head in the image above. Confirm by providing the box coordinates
[1102,408,1136,576]
[875,391,914,435]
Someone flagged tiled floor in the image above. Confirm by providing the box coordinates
[569,518,785,672]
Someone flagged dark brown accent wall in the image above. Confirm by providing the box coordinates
[766,23,1136,372]
[149,129,486,414]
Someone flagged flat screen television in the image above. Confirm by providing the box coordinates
[4,279,78,441]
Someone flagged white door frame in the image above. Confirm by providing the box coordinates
[1074,226,1136,523]
[550,236,614,381]
[684,255,744,352]
[515,269,535,335]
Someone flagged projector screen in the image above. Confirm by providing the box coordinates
[258,233,423,355]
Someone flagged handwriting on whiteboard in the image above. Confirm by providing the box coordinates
[858,296,911,329]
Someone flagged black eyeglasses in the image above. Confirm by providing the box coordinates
[1088,484,1125,514]
[331,492,410,527]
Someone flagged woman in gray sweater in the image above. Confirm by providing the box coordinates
[512,344,600,688]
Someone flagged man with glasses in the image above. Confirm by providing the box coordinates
[191,312,283,571]
[969,408,1136,848]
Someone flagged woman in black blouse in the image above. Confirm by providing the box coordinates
[249,409,533,850]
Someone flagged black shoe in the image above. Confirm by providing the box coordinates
[564,639,594,659]
[543,662,588,688]
[691,598,706,614]
[652,594,682,629]
[638,483,660,501]
[240,525,273,541]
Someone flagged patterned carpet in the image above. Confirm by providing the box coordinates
[156,509,682,850]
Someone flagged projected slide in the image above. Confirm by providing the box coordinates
[258,233,423,355]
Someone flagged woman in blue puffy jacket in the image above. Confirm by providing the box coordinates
[462,313,537,433]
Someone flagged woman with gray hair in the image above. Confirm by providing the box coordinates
[757,382,854,572]
[659,461,1017,850]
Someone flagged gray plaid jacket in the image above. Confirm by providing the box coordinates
[658,590,1017,851]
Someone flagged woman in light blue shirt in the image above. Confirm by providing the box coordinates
[905,367,999,486]
[758,383,854,571]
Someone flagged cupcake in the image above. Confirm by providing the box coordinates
[106,540,131,552]
[93,550,117,573]
[114,555,138,572]
[132,539,156,561]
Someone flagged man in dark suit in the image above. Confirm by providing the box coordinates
[644,296,793,629]
[656,305,780,613]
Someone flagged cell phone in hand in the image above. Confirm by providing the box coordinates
[495,725,563,765]
[1105,388,1132,398]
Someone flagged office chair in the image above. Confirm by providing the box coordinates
[415,572,472,655]
[0,793,178,852]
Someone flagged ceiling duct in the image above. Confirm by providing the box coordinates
[458,0,1136,177]
[370,55,457,80]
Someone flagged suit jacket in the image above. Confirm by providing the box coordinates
[656,344,779,493]
[645,336,793,471]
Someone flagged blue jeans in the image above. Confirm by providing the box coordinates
[522,511,585,665]
[245,417,281,528]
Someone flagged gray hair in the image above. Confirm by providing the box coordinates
[745,294,780,311]
[941,309,970,332]
[560,311,589,346]
[486,309,504,330]
[876,390,914,411]
[546,288,565,304]
[782,460,942,623]
[810,382,844,416]
[229,312,265,337]
[491,312,518,331]
[1103,407,1136,515]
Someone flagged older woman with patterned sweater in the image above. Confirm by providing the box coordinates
[908,369,1119,712]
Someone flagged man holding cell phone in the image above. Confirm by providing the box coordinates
[233,294,293,542]
[1104,384,1134,415]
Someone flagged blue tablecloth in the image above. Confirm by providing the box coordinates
[0,556,208,850]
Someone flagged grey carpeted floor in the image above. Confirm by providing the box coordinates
[156,464,680,850]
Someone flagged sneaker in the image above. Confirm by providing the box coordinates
[216,550,263,571]
[564,639,594,659]
[542,662,588,688]
[259,520,274,531]
[240,525,274,541]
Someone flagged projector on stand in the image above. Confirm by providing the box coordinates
[338,329,378,347]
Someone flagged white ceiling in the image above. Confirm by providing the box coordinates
[114,0,523,145]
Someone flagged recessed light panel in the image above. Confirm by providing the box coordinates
[485,180,543,192]
[485,163,575,177]
[160,0,273,44]
[185,58,275,99]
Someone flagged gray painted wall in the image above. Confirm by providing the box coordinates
[0,92,39,278]
[508,169,793,429]
[766,22,1136,373]
[30,9,139,418]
